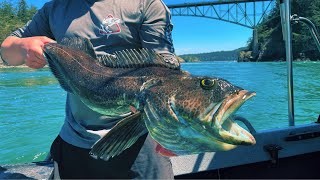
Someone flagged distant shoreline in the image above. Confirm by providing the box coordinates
[0,64,30,68]
[1,60,319,69]
[0,64,49,69]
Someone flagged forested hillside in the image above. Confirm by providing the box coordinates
[248,0,320,61]
[0,0,37,65]
[180,48,245,62]
[0,0,37,43]
[182,0,320,62]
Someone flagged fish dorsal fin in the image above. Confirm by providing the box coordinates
[60,37,97,59]
[97,48,180,70]
[89,111,148,161]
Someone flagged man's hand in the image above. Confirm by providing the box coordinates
[1,36,55,69]
[21,36,55,69]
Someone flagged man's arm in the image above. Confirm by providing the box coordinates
[140,0,179,68]
[1,36,54,69]
[0,1,55,69]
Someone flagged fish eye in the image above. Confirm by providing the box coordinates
[200,79,216,90]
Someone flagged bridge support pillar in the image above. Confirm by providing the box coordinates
[252,28,259,59]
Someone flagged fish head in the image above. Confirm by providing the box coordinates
[43,39,99,94]
[144,75,256,155]
[43,39,96,70]
[173,76,256,144]
[43,43,79,65]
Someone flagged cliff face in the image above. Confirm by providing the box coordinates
[180,1,320,63]
[238,51,253,62]
[256,24,286,62]
[249,0,320,61]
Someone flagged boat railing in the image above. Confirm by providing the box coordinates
[233,115,257,134]
[279,0,320,127]
[279,0,295,126]
[291,14,320,53]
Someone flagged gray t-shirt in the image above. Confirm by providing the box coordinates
[11,0,176,148]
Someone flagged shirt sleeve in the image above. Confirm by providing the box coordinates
[140,0,179,66]
[10,2,54,39]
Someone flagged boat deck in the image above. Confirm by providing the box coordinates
[1,151,320,179]
[0,161,53,179]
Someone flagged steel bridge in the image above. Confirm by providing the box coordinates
[166,0,276,55]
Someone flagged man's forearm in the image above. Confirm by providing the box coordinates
[1,36,54,69]
[0,36,25,66]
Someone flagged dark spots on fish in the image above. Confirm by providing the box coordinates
[235,90,240,95]
[185,101,191,109]
[194,101,201,108]
[193,109,200,117]
[181,102,186,108]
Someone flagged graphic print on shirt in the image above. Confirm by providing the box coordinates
[99,14,122,38]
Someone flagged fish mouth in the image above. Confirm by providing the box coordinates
[43,51,50,62]
[207,90,256,145]
[43,44,54,62]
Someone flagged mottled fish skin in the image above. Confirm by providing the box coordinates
[43,42,182,116]
[43,38,256,158]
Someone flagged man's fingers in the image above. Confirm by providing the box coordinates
[39,36,56,44]
[25,50,47,69]
[26,58,46,69]
[34,51,47,63]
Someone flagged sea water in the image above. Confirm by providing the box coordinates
[1,61,319,164]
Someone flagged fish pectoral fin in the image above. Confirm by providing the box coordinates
[89,111,148,161]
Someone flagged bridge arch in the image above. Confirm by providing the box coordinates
[166,0,276,29]
[166,0,276,55]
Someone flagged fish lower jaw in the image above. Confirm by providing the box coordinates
[210,91,256,145]
[215,116,256,145]
[209,109,256,145]
[218,126,256,145]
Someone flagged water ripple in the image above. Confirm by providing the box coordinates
[1,61,320,164]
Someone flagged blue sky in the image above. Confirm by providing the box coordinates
[3,0,255,55]
[163,0,254,55]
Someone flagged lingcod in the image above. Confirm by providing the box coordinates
[43,37,256,161]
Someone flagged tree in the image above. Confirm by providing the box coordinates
[26,5,37,19]
[17,0,28,22]
[0,0,38,44]
[247,0,320,61]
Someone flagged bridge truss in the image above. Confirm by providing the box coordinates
[166,0,276,29]
[166,0,276,56]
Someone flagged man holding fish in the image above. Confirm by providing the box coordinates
[1,0,256,179]
[1,0,177,179]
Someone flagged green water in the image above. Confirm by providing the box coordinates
[1,61,320,164]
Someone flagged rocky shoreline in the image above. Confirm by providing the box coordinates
[0,56,29,68]
[0,64,29,68]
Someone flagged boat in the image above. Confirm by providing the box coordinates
[1,0,320,179]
